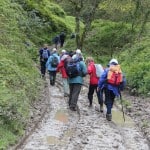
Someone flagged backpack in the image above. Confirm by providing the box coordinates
[42,49,49,59]
[65,58,81,78]
[51,55,59,68]
[94,64,104,78]
[107,65,123,86]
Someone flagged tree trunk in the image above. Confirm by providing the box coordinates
[80,0,101,50]
[75,11,81,49]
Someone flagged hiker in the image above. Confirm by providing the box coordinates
[67,50,75,57]
[60,49,66,59]
[72,49,84,61]
[52,35,60,49]
[86,57,104,112]
[59,32,66,47]
[39,44,50,78]
[57,54,70,97]
[98,58,126,121]
[46,48,60,85]
[67,54,87,111]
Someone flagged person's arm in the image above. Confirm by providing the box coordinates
[48,50,51,57]
[57,61,63,72]
[39,49,43,59]
[46,56,51,68]
[80,61,87,77]
[119,73,126,91]
[87,63,93,75]
[98,69,108,89]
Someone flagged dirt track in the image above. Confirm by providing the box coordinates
[13,75,150,150]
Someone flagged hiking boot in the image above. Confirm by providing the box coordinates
[106,114,112,121]
[70,107,77,111]
[41,74,45,78]
[88,104,92,107]
[100,105,103,113]
[64,93,69,97]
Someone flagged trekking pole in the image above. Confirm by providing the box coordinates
[119,90,125,122]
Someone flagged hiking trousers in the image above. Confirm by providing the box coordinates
[104,88,115,114]
[88,84,103,106]
[69,83,82,108]
[49,71,57,85]
[40,60,47,76]
[62,78,69,96]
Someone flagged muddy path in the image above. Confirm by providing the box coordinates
[13,75,149,150]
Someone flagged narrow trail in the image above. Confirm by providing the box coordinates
[16,75,149,150]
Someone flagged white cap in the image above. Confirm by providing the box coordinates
[76,49,81,54]
[61,49,66,53]
[52,48,57,52]
[109,58,118,64]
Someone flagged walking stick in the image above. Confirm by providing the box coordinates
[119,90,125,122]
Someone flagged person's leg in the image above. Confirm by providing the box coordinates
[69,84,82,110]
[104,88,115,121]
[63,78,69,96]
[49,71,54,85]
[69,84,73,106]
[96,86,104,112]
[41,61,46,77]
[55,43,57,49]
[61,40,64,47]
[53,71,57,85]
[88,84,95,106]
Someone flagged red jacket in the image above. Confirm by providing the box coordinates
[57,60,68,78]
[87,62,99,85]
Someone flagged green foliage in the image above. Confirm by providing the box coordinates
[19,0,74,45]
[0,126,17,150]
[83,19,136,63]
[141,120,149,128]
[119,36,150,95]
[98,0,135,21]
[0,0,43,148]
[0,0,76,148]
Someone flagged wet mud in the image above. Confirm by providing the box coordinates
[15,76,150,150]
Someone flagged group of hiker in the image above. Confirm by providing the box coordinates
[52,32,66,49]
[39,44,126,121]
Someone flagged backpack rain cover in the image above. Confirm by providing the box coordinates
[107,65,123,86]
[51,55,59,68]
[65,59,81,78]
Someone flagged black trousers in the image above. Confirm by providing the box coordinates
[88,84,103,106]
[69,83,82,108]
[40,60,47,76]
[104,88,115,114]
[60,39,64,47]
[49,71,57,85]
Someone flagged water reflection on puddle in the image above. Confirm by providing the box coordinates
[54,110,68,123]
[64,129,74,138]
[46,130,74,145]
[112,109,134,127]
[46,136,60,144]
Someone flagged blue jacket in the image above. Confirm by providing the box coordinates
[46,53,60,71]
[68,60,87,85]
[98,67,126,97]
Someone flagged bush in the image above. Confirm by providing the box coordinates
[84,19,136,62]
[120,37,150,95]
